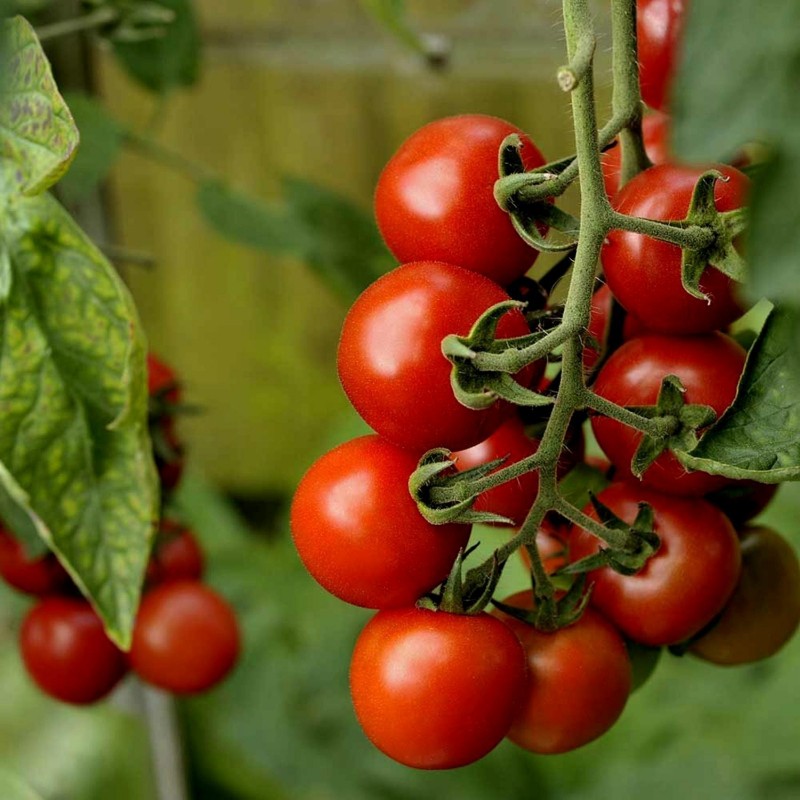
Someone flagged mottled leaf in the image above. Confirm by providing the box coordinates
[677,307,800,482]
[0,16,79,195]
[0,179,157,646]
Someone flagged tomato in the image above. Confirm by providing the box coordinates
[130,581,240,694]
[291,435,469,608]
[690,526,800,665]
[147,519,204,586]
[349,607,527,769]
[494,591,631,754]
[637,0,684,111]
[147,352,181,406]
[0,530,71,596]
[375,115,546,286]
[603,163,747,334]
[20,598,128,704]
[591,332,746,496]
[338,261,541,452]
[568,482,741,646]
[601,112,671,198]
[709,480,778,526]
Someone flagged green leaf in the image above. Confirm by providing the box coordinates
[0,768,42,800]
[110,0,200,92]
[58,93,124,203]
[557,461,610,509]
[0,184,157,647]
[671,0,800,311]
[677,307,800,482]
[357,0,428,56]
[0,16,79,195]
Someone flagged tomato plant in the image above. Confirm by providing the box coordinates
[146,519,205,586]
[0,529,71,596]
[349,606,527,769]
[494,591,631,754]
[20,598,128,705]
[130,581,240,695]
[603,164,748,334]
[568,482,741,646]
[637,0,685,111]
[690,526,800,665]
[375,114,546,286]
[591,332,746,496]
[338,261,541,452]
[291,435,470,607]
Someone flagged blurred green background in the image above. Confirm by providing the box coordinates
[2,1,799,798]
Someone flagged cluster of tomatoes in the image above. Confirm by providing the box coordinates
[0,354,240,705]
[290,3,800,762]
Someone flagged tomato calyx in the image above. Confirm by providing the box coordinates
[624,375,718,477]
[493,135,579,253]
[442,300,553,410]
[558,495,661,577]
[417,546,505,616]
[680,170,748,301]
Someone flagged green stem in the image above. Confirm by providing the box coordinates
[609,210,716,249]
[583,390,679,438]
[553,498,638,550]
[124,130,213,184]
[35,7,119,42]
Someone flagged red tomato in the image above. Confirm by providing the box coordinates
[591,332,746,496]
[147,353,181,405]
[349,607,527,769]
[291,436,469,608]
[494,591,631,754]
[603,163,747,334]
[338,261,541,452]
[0,530,71,596]
[20,598,128,704]
[690,526,800,665]
[375,115,546,286]
[130,581,240,694]
[709,480,778,526]
[147,519,204,586]
[568,482,741,646]
[601,112,671,198]
[637,0,685,111]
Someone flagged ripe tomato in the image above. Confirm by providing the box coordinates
[494,591,631,754]
[601,112,671,198]
[349,607,527,769]
[591,332,746,496]
[147,353,181,406]
[0,530,71,596]
[637,0,684,111]
[20,598,128,704]
[709,480,778,526]
[147,519,204,586]
[291,436,469,608]
[130,581,240,694]
[568,482,741,646]
[338,261,541,452]
[375,115,546,286]
[603,163,747,334]
[690,526,800,665]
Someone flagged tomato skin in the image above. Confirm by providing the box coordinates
[603,163,747,334]
[601,112,671,198]
[568,482,741,646]
[375,115,546,286]
[690,526,800,665]
[147,353,181,405]
[494,591,631,754]
[338,261,540,452]
[591,332,746,496]
[291,436,469,608]
[0,531,71,596]
[349,607,527,769]
[709,480,778,526]
[130,581,240,694]
[20,598,128,704]
[637,0,684,111]
[147,520,204,586]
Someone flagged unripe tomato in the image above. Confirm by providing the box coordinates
[338,261,541,452]
[603,163,747,334]
[0,530,71,596]
[130,581,240,694]
[20,598,128,704]
[690,526,800,665]
[375,115,546,286]
[350,607,527,769]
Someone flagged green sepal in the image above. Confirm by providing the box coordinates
[422,548,507,615]
[680,170,748,301]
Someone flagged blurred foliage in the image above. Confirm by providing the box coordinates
[159,450,800,800]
